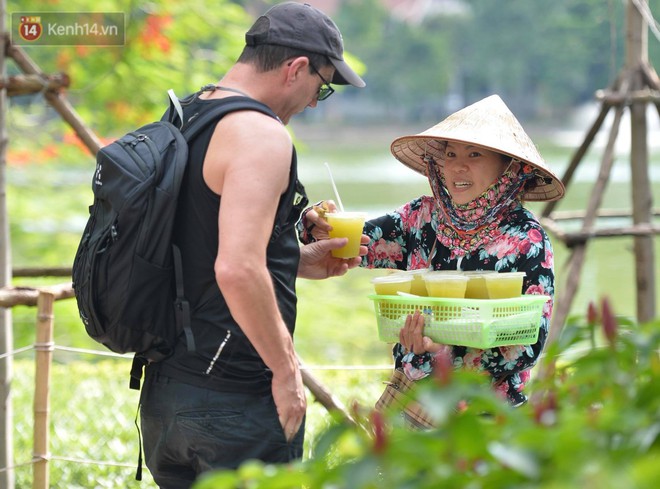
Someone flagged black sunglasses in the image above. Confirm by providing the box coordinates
[309,63,335,101]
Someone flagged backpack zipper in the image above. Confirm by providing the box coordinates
[123,135,151,177]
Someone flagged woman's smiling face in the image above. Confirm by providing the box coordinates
[440,142,511,205]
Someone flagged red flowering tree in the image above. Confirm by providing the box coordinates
[8,0,250,137]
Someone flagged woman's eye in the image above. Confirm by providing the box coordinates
[469,152,481,158]
[446,152,456,157]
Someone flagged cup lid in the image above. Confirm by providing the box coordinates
[423,273,468,282]
[425,270,463,274]
[483,272,527,280]
[372,274,413,284]
[462,270,497,275]
[396,269,429,276]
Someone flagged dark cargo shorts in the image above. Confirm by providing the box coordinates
[139,372,304,489]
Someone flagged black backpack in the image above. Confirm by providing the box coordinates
[72,90,276,390]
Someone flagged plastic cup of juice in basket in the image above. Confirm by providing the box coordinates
[423,272,469,298]
[391,269,429,296]
[464,271,497,299]
[408,269,429,296]
[483,272,526,299]
[371,274,413,296]
[326,212,367,258]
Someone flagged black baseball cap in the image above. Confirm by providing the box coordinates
[245,2,366,88]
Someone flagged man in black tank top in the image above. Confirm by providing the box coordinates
[138,3,365,487]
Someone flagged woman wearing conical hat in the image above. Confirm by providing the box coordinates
[299,95,564,411]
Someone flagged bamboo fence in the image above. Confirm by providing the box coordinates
[0,282,360,489]
[0,285,70,489]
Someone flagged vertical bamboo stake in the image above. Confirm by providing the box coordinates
[0,0,16,483]
[33,292,54,489]
[627,0,656,322]
[547,89,627,346]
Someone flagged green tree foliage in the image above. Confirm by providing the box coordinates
[8,0,251,134]
[7,0,659,126]
[455,0,628,113]
[334,0,660,121]
[336,0,453,120]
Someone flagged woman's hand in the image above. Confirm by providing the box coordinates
[399,310,446,355]
[304,200,338,240]
[302,199,371,257]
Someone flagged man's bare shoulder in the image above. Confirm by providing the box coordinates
[203,106,293,194]
[212,109,290,155]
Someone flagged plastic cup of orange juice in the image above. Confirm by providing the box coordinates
[406,269,430,296]
[326,212,367,258]
[483,272,526,299]
[371,274,413,296]
[423,272,469,298]
[387,269,429,296]
[464,271,497,299]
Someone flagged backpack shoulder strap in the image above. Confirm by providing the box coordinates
[167,89,185,129]
[180,96,279,142]
[161,89,279,136]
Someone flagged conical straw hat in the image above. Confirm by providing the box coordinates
[390,95,565,202]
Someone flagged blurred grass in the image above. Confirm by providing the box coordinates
[12,358,150,488]
[10,357,386,488]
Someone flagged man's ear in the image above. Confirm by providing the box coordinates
[284,56,309,84]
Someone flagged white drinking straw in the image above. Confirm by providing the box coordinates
[324,162,345,212]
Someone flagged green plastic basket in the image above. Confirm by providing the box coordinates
[369,294,550,349]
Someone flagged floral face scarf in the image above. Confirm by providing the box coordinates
[426,154,536,259]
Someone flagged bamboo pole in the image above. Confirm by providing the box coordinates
[0,284,73,308]
[32,292,55,489]
[300,368,356,425]
[544,0,658,333]
[547,87,627,345]
[0,0,14,486]
[6,41,102,156]
[297,356,355,425]
[630,85,656,322]
[541,102,611,218]
[627,0,656,322]
[12,268,72,278]
[595,88,660,104]
[0,73,70,96]
[639,63,660,118]
[541,218,660,247]
[640,62,660,89]
[550,208,660,221]
[626,0,647,68]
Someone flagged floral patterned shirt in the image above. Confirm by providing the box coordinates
[361,196,554,406]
